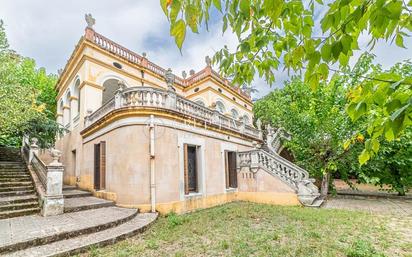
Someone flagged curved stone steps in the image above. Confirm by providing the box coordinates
[0,207,39,219]
[4,212,158,257]
[64,196,115,213]
[0,207,138,254]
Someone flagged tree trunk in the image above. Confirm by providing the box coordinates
[320,172,331,197]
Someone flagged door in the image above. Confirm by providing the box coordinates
[94,141,106,190]
[226,151,238,188]
[184,145,198,194]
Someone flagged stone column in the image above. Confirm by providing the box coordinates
[42,149,64,216]
[29,138,39,163]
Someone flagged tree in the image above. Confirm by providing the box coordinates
[0,20,59,147]
[160,0,412,160]
[255,54,411,195]
[254,75,361,196]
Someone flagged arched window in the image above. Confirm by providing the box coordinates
[231,109,239,119]
[215,100,226,114]
[242,115,250,125]
[102,79,120,105]
[195,99,205,106]
[73,78,80,114]
[64,91,71,126]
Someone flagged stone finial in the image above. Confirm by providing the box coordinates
[182,70,187,79]
[165,68,175,91]
[57,69,63,76]
[117,80,127,91]
[86,109,93,115]
[189,69,195,76]
[85,14,95,29]
[142,52,147,58]
[205,55,212,66]
[256,119,262,130]
[30,137,38,147]
[49,149,62,166]
[266,123,273,134]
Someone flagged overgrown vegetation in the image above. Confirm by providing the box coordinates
[0,20,60,147]
[80,202,409,257]
[161,0,412,161]
[254,53,412,195]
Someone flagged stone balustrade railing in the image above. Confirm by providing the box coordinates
[21,136,64,216]
[89,30,249,98]
[237,148,322,206]
[238,149,309,190]
[85,86,262,140]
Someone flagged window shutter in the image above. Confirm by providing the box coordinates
[225,151,229,189]
[100,141,106,190]
[94,143,100,190]
[183,144,189,195]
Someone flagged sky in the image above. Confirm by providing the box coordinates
[0,0,411,99]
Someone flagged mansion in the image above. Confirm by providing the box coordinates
[54,21,322,214]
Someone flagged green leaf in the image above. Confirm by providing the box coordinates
[160,0,168,16]
[390,103,410,121]
[332,41,342,59]
[170,0,182,23]
[395,34,406,48]
[213,0,222,11]
[239,0,251,16]
[264,0,283,21]
[170,19,186,50]
[359,149,370,165]
[385,127,395,141]
[185,4,199,33]
[321,44,332,61]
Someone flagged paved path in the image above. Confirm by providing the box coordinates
[323,197,412,216]
[0,207,136,249]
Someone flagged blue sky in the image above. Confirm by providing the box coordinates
[0,0,411,98]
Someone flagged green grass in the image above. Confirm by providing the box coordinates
[80,202,410,257]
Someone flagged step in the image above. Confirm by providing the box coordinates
[0,207,39,219]
[4,213,158,257]
[0,172,29,176]
[0,177,31,182]
[0,186,33,192]
[0,195,38,205]
[0,207,138,254]
[0,182,33,188]
[0,190,35,197]
[63,189,93,198]
[0,201,38,212]
[64,197,115,213]
[63,185,77,191]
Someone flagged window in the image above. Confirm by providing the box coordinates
[184,144,198,194]
[215,101,226,114]
[64,91,71,126]
[94,141,106,190]
[102,79,121,105]
[74,79,80,115]
[242,115,250,124]
[225,151,238,188]
[113,62,122,69]
[231,109,239,119]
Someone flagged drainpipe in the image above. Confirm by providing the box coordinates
[149,115,156,212]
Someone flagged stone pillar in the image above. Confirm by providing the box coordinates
[42,149,64,216]
[29,138,39,163]
[165,90,177,110]
[70,96,79,121]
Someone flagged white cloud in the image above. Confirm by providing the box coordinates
[0,0,410,99]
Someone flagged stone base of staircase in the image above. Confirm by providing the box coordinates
[0,185,158,256]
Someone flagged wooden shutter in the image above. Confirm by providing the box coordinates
[94,143,100,190]
[100,141,106,190]
[183,144,189,195]
[229,152,237,188]
[225,151,230,189]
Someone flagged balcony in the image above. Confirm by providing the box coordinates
[83,87,262,140]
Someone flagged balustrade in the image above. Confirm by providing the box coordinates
[84,87,261,139]
[237,149,309,190]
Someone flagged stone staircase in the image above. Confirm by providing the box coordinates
[0,185,157,256]
[0,147,39,219]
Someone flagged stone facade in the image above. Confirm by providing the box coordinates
[54,24,318,214]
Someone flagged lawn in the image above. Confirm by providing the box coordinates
[82,202,410,257]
